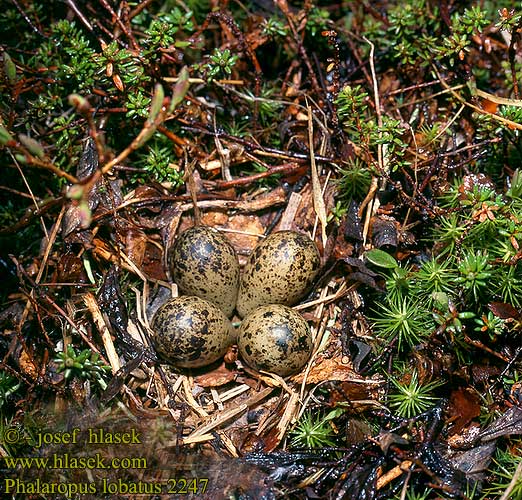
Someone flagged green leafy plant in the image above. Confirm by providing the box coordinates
[474,311,506,340]
[372,296,433,351]
[54,346,111,388]
[328,200,348,224]
[289,409,341,449]
[142,9,194,56]
[195,48,239,81]
[493,265,522,307]
[431,292,475,336]
[432,214,469,256]
[95,40,149,89]
[126,91,152,120]
[413,258,457,297]
[241,85,284,127]
[383,266,414,303]
[481,444,522,499]
[261,16,288,38]
[455,250,493,302]
[305,8,331,37]
[336,85,369,143]
[132,134,184,185]
[388,370,443,418]
[335,159,373,202]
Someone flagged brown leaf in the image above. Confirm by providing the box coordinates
[55,252,88,284]
[447,388,481,435]
[488,301,521,320]
[200,212,264,255]
[124,227,147,268]
[19,347,38,380]
[141,241,166,281]
[194,363,238,388]
[290,182,336,235]
[328,380,374,405]
[292,355,377,386]
[223,215,264,253]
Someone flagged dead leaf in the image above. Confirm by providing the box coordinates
[19,347,38,380]
[292,355,381,388]
[201,212,264,255]
[447,387,481,435]
[124,227,147,268]
[307,104,327,246]
[141,241,166,281]
[194,363,238,387]
[488,301,521,320]
[55,252,88,284]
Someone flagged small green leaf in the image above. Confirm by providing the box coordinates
[0,124,14,145]
[147,83,164,124]
[3,52,17,84]
[366,249,398,269]
[14,153,27,164]
[170,66,190,112]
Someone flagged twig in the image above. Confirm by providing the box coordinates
[98,0,138,49]
[433,65,522,130]
[65,0,95,34]
[212,162,303,189]
[376,460,413,489]
[10,256,104,358]
[10,0,44,36]
[11,152,50,242]
[360,36,385,245]
[307,101,328,247]
[83,292,121,374]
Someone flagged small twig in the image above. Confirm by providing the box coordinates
[10,256,104,358]
[98,0,138,49]
[364,36,384,177]
[129,0,156,19]
[307,101,328,246]
[359,36,385,245]
[212,162,303,189]
[463,334,509,362]
[185,157,201,225]
[277,1,322,96]
[183,124,334,162]
[164,77,244,85]
[10,0,45,36]
[376,460,413,490]
[83,293,121,374]
[507,19,522,99]
[65,0,95,34]
[434,65,522,130]
[11,152,50,242]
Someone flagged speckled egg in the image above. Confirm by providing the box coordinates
[236,231,320,318]
[169,225,240,317]
[237,304,313,377]
[151,296,235,368]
